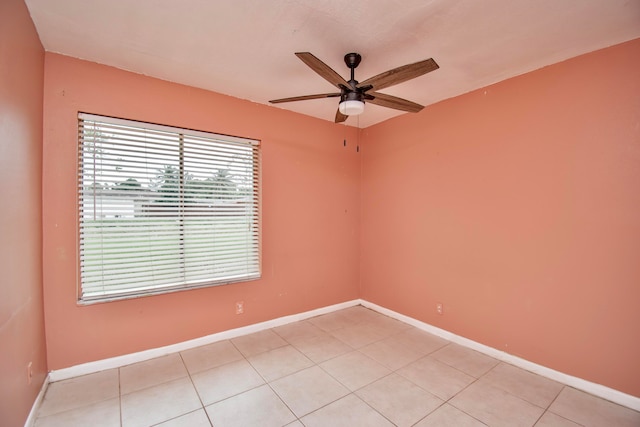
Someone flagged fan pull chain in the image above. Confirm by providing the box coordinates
[356,116,360,153]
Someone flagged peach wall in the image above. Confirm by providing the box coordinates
[42,54,360,370]
[360,39,640,397]
[0,0,48,425]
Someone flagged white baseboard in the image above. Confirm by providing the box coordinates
[360,299,640,412]
[24,373,49,427]
[46,297,639,412]
[48,299,360,382]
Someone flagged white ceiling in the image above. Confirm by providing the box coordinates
[25,0,640,128]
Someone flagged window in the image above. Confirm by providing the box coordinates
[78,113,260,303]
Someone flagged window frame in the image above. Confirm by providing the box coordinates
[76,112,261,304]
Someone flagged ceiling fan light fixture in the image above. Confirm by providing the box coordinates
[339,99,365,116]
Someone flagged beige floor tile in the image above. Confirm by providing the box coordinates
[548,387,640,427]
[320,351,391,391]
[120,353,187,394]
[306,311,353,331]
[330,323,390,348]
[300,394,394,427]
[450,380,545,427]
[365,314,413,335]
[270,366,349,417]
[247,345,313,382]
[290,332,353,363]
[482,362,563,408]
[359,336,423,370]
[285,421,304,427]
[431,343,499,378]
[534,411,581,427]
[191,359,264,405]
[230,329,287,357]
[205,384,296,427]
[339,305,381,322]
[121,377,202,427]
[414,403,486,427]
[155,409,212,427]
[34,397,120,427]
[180,340,243,374]
[393,328,449,356]
[37,369,120,417]
[272,320,326,344]
[397,356,475,400]
[356,373,444,427]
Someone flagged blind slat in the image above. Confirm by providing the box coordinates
[78,113,261,302]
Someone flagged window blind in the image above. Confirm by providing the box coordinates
[78,113,260,302]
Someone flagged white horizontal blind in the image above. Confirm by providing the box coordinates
[78,113,260,302]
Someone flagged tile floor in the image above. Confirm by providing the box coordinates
[33,306,640,427]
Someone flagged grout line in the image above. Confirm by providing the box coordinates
[263,372,302,424]
[263,381,300,424]
[543,384,566,411]
[178,352,204,406]
[530,383,569,427]
[351,392,398,426]
[118,354,191,397]
[541,386,588,427]
[271,326,344,423]
[442,375,492,426]
[192,336,298,423]
[410,400,448,427]
[531,410,547,427]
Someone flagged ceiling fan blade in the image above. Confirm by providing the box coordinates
[335,109,348,123]
[359,58,439,91]
[367,91,424,113]
[296,52,350,89]
[269,93,340,104]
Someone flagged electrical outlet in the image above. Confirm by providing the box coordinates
[235,301,244,314]
[436,303,443,315]
[27,362,33,385]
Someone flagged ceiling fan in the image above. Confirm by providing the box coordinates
[269,52,439,123]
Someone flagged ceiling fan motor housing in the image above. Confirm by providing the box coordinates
[341,90,363,103]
